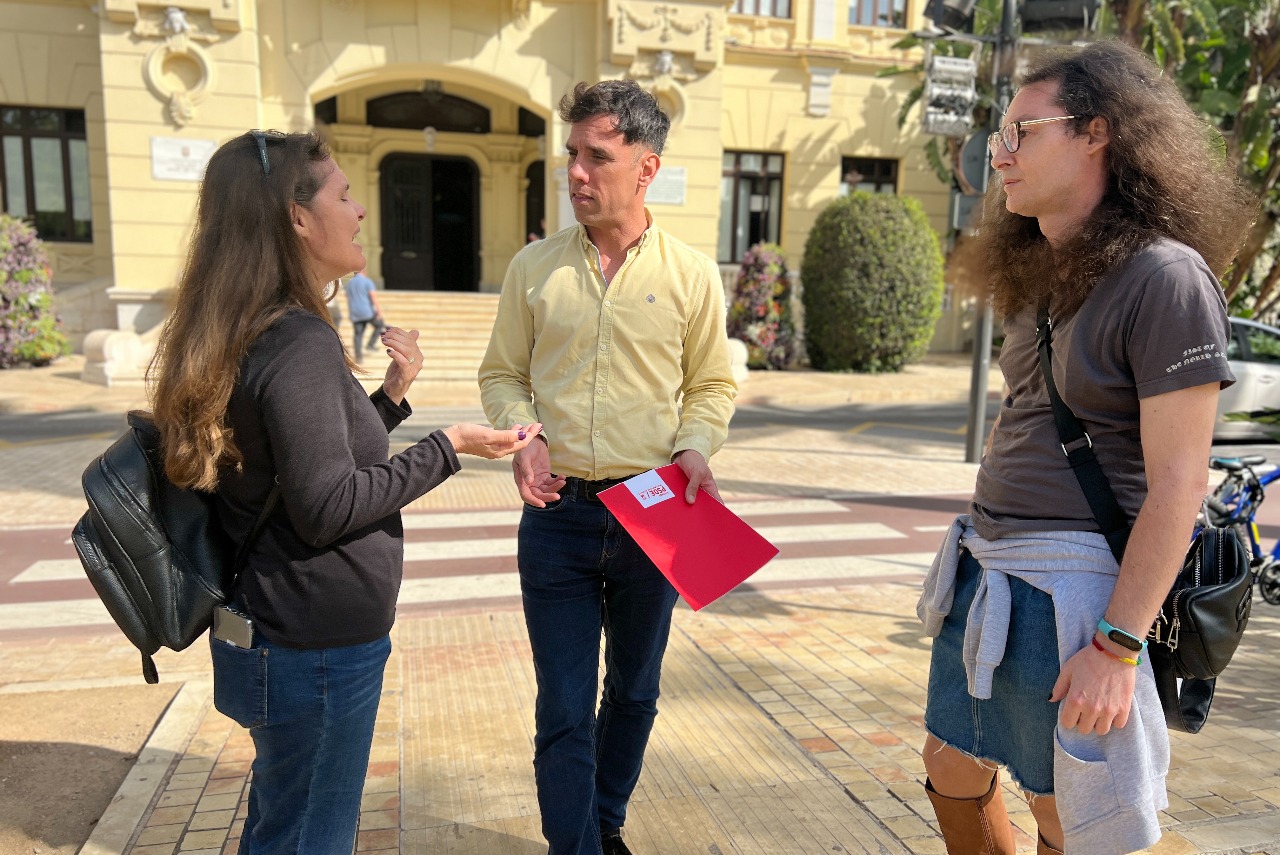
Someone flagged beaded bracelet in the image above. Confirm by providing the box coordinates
[1091,636,1140,666]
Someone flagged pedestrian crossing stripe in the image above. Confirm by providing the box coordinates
[9,523,911,584]
[0,552,936,632]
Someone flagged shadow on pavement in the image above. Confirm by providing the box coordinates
[0,408,129,444]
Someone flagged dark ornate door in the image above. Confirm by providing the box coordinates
[379,154,478,291]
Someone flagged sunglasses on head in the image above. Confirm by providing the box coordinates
[250,129,288,175]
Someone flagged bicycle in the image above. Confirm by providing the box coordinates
[1203,455,1280,605]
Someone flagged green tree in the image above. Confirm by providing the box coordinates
[800,192,945,372]
[1104,0,1280,309]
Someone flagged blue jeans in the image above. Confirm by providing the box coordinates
[210,632,392,855]
[519,481,680,855]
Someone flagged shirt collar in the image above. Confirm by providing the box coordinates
[576,208,657,256]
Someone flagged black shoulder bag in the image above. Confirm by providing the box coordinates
[1035,306,1252,733]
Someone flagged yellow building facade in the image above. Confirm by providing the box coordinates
[1,0,968,382]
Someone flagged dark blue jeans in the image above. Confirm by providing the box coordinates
[519,483,680,855]
[210,632,391,855]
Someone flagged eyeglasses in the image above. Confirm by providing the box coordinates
[988,116,1077,157]
[250,130,287,175]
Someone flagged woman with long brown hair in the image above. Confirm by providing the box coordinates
[148,130,539,854]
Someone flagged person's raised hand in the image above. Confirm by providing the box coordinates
[511,437,566,507]
[443,422,544,460]
[380,327,422,404]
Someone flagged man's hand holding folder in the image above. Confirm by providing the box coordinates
[600,464,779,610]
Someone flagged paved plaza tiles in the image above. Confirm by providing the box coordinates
[1,356,1278,854]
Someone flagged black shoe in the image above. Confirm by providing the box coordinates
[601,830,633,855]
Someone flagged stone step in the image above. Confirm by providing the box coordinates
[333,290,498,382]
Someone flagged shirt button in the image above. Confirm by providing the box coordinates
[594,430,601,437]
[599,344,607,352]
[604,300,612,307]
[596,388,605,396]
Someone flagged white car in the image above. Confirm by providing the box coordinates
[1215,317,1280,440]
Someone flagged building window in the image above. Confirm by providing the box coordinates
[731,0,792,17]
[517,108,546,138]
[314,97,337,125]
[840,157,898,194]
[0,106,91,242]
[366,90,491,134]
[719,151,784,264]
[849,0,907,27]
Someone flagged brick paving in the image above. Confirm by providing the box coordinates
[2,355,1279,853]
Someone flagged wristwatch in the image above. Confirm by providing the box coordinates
[1097,617,1147,652]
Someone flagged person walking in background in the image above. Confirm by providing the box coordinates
[917,42,1254,855]
[344,265,385,361]
[147,130,540,855]
[479,80,736,855]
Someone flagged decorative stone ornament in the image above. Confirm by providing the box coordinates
[627,48,695,127]
[609,1,723,71]
[136,6,219,128]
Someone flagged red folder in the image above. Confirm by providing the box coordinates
[599,464,779,610]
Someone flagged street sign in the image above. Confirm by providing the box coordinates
[922,54,978,137]
[958,131,990,194]
[951,191,983,234]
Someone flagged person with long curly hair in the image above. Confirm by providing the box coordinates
[918,41,1255,855]
[147,130,541,855]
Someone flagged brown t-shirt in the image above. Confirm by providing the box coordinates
[971,238,1234,540]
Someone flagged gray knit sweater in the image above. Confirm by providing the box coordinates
[217,310,460,648]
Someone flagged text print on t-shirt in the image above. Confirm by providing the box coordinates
[1165,342,1225,374]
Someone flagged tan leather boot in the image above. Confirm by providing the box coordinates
[1037,833,1064,854]
[924,773,1016,855]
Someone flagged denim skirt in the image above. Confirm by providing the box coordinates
[924,548,1060,795]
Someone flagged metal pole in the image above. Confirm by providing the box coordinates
[963,0,1017,463]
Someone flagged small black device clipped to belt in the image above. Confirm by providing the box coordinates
[563,476,636,502]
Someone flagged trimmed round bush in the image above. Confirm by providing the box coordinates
[800,191,944,372]
[0,214,69,368]
[727,242,796,370]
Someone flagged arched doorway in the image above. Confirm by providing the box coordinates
[379,153,479,291]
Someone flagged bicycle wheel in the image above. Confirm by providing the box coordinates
[1259,559,1280,606]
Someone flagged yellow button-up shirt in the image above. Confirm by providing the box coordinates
[479,213,737,480]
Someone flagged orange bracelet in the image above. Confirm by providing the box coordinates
[1092,636,1140,666]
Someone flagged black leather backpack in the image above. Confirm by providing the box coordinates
[71,411,276,683]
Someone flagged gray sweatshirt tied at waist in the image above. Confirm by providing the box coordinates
[917,515,1169,855]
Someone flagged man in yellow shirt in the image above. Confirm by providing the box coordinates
[479,79,736,855]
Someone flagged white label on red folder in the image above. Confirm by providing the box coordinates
[625,469,677,509]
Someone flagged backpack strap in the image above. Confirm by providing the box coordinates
[1035,304,1131,563]
[231,483,281,576]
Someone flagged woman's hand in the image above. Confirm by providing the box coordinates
[380,327,422,404]
[444,423,544,459]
